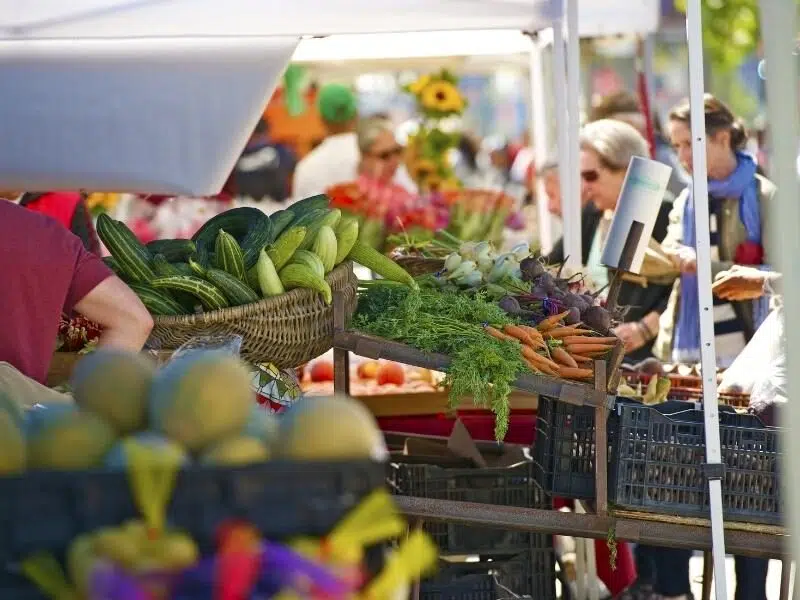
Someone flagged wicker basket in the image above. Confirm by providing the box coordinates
[149,261,358,368]
[394,256,444,277]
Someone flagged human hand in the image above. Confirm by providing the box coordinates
[612,322,648,354]
[712,265,770,301]
[673,246,697,274]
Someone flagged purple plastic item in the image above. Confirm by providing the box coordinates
[89,562,149,600]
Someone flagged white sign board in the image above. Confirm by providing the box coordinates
[601,156,673,273]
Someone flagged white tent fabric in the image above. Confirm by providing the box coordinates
[0,0,656,195]
[0,0,560,38]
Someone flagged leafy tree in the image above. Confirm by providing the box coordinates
[673,0,797,72]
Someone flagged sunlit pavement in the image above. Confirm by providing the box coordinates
[689,555,793,600]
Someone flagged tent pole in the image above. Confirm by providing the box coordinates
[552,20,571,263]
[685,1,728,597]
[757,0,800,590]
[529,33,554,254]
[564,0,582,270]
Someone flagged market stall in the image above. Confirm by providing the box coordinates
[1,0,796,599]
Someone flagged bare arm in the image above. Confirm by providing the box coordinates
[74,276,153,352]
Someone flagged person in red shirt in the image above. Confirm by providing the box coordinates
[0,198,153,403]
[17,191,102,255]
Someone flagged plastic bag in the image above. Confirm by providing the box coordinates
[719,305,784,394]
[168,334,244,362]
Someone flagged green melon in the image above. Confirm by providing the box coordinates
[71,349,155,435]
[27,410,116,470]
[242,405,279,447]
[149,351,253,452]
[0,387,24,427]
[200,435,269,466]
[104,431,190,469]
[0,410,26,475]
[275,395,387,461]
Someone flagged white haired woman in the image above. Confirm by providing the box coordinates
[579,119,675,362]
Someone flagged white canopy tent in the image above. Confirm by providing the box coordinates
[2,1,796,596]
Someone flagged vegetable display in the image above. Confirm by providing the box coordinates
[98,195,417,316]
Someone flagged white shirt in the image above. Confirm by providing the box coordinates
[291,132,359,202]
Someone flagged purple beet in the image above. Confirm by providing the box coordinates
[583,305,612,333]
[520,257,546,282]
[564,307,581,325]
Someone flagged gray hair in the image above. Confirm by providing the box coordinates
[579,118,649,170]
[356,116,394,154]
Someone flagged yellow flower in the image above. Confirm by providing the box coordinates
[419,81,464,113]
[86,193,120,212]
[439,177,461,191]
[408,75,432,95]
[410,159,438,183]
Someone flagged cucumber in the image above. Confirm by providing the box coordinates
[171,262,193,276]
[188,255,207,277]
[334,217,359,264]
[270,209,295,239]
[290,249,325,278]
[347,241,418,289]
[150,276,230,311]
[296,208,333,251]
[213,230,246,281]
[102,256,124,277]
[246,265,261,292]
[152,254,183,277]
[192,207,272,270]
[287,194,330,217]
[128,283,186,316]
[205,268,261,306]
[256,249,284,297]
[145,239,196,262]
[279,263,332,305]
[96,214,155,283]
[267,226,307,271]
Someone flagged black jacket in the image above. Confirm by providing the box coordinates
[616,199,674,362]
[546,202,603,266]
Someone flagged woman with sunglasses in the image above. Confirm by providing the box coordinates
[579,119,675,363]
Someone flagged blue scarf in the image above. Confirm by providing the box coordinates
[673,151,769,363]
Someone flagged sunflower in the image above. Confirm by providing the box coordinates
[407,74,432,96]
[419,81,465,114]
[409,158,438,183]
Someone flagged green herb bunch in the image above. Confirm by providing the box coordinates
[353,282,527,440]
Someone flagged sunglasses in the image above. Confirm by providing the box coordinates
[372,146,403,161]
[581,169,599,183]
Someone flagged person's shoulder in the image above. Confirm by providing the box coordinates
[0,201,83,251]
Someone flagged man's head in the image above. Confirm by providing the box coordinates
[589,91,646,137]
[317,83,358,134]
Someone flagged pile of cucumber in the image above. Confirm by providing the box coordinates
[97,195,418,316]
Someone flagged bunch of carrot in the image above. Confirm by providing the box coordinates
[485,310,619,382]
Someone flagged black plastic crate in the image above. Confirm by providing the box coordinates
[532,396,603,499]
[610,402,781,524]
[532,397,748,500]
[388,461,551,556]
[420,548,555,600]
[0,460,384,569]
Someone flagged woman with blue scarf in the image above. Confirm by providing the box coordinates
[636,95,775,600]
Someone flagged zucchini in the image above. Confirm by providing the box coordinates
[256,249,284,297]
[270,209,295,239]
[150,276,230,311]
[319,208,342,230]
[267,226,307,271]
[128,283,186,316]
[171,262,193,276]
[96,214,155,283]
[347,241,418,289]
[290,249,325,278]
[245,266,261,292]
[145,239,196,262]
[205,268,261,306]
[213,230,247,281]
[287,194,329,217]
[279,263,332,305]
[192,207,272,270]
[151,256,197,311]
[334,217,359,264]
